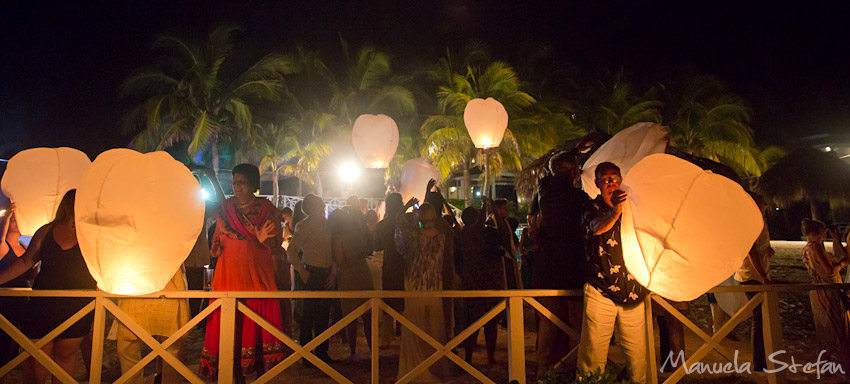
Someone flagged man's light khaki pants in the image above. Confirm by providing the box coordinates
[577,283,647,383]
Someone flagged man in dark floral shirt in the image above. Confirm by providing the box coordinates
[577,162,648,383]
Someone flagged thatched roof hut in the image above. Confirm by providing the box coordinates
[754,147,850,221]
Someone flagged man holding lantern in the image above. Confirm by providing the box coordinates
[578,162,648,383]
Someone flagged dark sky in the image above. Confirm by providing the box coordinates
[2,0,850,158]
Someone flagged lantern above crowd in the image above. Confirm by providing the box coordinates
[75,149,205,295]
[1,147,91,236]
[620,154,763,301]
[581,122,669,199]
[398,158,441,205]
[463,98,508,149]
[352,114,399,168]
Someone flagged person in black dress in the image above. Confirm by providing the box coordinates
[0,190,97,384]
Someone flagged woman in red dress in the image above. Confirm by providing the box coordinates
[200,164,286,382]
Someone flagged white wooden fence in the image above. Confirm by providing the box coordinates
[1,284,847,383]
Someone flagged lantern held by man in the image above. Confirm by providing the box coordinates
[75,149,205,295]
[463,98,508,149]
[581,122,668,199]
[398,158,441,205]
[620,154,762,301]
[352,114,399,168]
[1,147,91,236]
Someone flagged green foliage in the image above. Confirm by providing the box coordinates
[537,367,637,384]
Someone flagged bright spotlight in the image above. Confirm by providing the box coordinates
[200,189,210,201]
[339,163,361,182]
[475,191,482,197]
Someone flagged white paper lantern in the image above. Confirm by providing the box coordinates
[463,98,508,149]
[75,149,205,295]
[399,158,441,205]
[1,147,91,236]
[352,114,399,168]
[581,122,668,199]
[620,154,762,301]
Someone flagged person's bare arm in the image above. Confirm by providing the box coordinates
[0,208,12,260]
[0,224,47,285]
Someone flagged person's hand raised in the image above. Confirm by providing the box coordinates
[611,190,628,212]
[426,179,437,193]
[405,197,419,209]
[256,220,276,244]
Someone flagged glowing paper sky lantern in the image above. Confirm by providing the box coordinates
[1,147,91,236]
[352,114,399,168]
[581,122,668,199]
[398,158,441,205]
[463,98,508,149]
[620,154,762,301]
[75,149,205,295]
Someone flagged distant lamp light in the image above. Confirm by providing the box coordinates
[476,191,482,197]
[339,163,361,182]
[449,186,457,193]
[825,146,832,152]
[776,207,780,211]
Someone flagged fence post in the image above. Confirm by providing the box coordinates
[371,298,380,384]
[645,295,658,384]
[218,297,237,384]
[762,291,787,384]
[88,295,107,384]
[507,296,526,384]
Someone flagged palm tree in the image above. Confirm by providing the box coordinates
[121,25,296,172]
[569,69,662,134]
[661,75,765,176]
[274,42,416,194]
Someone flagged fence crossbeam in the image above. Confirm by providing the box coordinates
[660,292,765,384]
[110,299,221,384]
[384,300,501,384]
[102,298,204,384]
[250,299,368,384]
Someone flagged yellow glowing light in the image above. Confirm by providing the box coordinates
[339,163,361,182]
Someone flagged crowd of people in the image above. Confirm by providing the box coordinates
[0,154,848,383]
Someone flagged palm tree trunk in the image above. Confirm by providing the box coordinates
[298,178,303,196]
[272,166,280,208]
[313,171,324,197]
[463,161,471,207]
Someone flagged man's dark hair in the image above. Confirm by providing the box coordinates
[281,207,293,216]
[548,151,577,176]
[232,163,261,192]
[461,206,479,225]
[385,193,403,217]
[594,162,621,179]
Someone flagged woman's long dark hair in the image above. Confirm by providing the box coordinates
[53,190,76,224]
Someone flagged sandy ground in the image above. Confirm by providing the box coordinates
[3,241,850,383]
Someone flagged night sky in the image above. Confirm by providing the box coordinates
[2,0,849,158]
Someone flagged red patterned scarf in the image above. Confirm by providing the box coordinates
[220,197,274,241]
